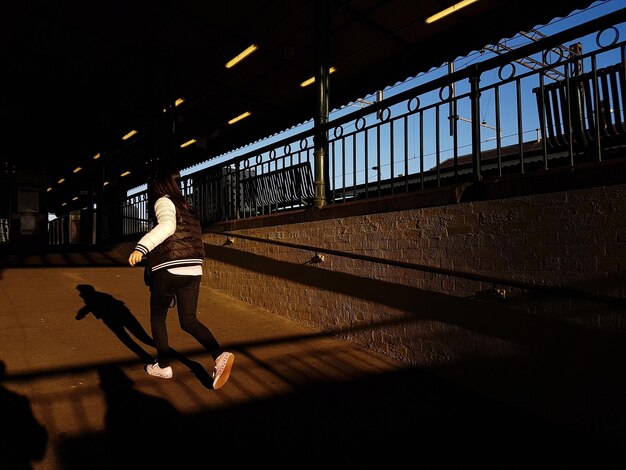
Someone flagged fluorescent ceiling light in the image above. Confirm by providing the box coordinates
[122,130,138,140]
[225,44,258,68]
[72,196,79,201]
[103,181,110,187]
[180,138,197,148]
[93,153,101,160]
[47,187,52,192]
[73,167,82,173]
[120,171,131,177]
[228,111,251,125]
[425,0,478,24]
[61,202,67,206]
[58,178,65,184]
[300,67,337,88]
[175,98,185,107]
[300,77,315,88]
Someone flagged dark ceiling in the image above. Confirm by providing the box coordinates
[1,0,597,215]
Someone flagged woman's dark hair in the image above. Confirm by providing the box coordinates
[147,166,189,212]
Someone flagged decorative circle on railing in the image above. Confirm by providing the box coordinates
[225,165,233,175]
[300,138,308,150]
[542,47,564,66]
[596,26,619,48]
[256,154,262,165]
[269,149,277,160]
[333,125,344,138]
[408,97,420,112]
[243,158,250,169]
[498,62,516,81]
[284,144,291,155]
[439,84,453,101]
[379,107,391,122]
[355,117,366,130]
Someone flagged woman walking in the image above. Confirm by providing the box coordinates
[128,166,234,389]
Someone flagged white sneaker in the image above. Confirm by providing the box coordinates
[145,362,173,379]
[212,352,234,390]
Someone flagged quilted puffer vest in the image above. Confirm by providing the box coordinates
[147,199,204,273]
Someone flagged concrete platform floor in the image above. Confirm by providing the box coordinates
[0,255,624,469]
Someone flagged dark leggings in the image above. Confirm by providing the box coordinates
[149,270,222,367]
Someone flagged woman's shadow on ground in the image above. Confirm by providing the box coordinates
[57,364,188,469]
[0,359,48,470]
[98,365,186,469]
[75,284,212,387]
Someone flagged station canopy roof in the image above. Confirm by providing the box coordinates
[1,0,598,215]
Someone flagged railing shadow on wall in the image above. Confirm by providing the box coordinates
[49,9,626,246]
[207,230,626,309]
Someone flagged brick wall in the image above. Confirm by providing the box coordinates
[201,182,626,436]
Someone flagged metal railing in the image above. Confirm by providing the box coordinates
[50,9,626,244]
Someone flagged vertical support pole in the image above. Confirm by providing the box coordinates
[88,183,95,244]
[94,163,102,245]
[448,61,456,137]
[469,65,482,181]
[313,0,330,208]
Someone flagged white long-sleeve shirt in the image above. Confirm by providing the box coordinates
[135,196,203,276]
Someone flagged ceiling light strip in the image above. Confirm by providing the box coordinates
[180,138,197,148]
[228,111,251,125]
[225,44,258,68]
[425,0,479,24]
[122,130,138,140]
[300,67,337,88]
